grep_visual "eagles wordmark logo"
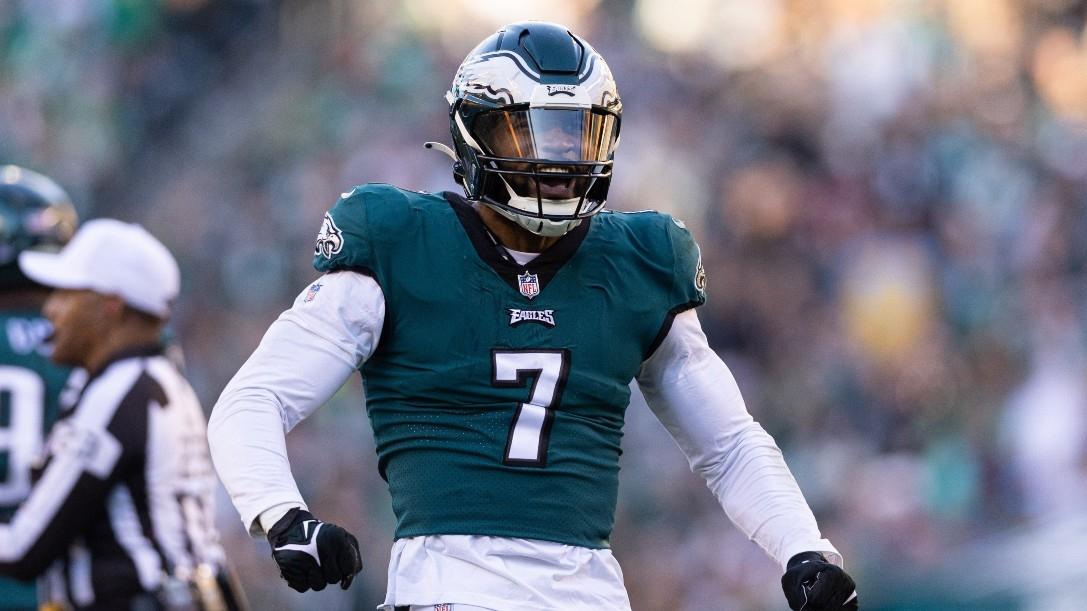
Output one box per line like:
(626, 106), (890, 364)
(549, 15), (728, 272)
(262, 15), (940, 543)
(508, 308), (556, 328)
(315, 213), (344, 259)
(546, 84), (576, 97)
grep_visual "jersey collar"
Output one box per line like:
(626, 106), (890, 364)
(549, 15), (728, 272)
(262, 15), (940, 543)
(83, 343), (166, 385)
(443, 192), (591, 299)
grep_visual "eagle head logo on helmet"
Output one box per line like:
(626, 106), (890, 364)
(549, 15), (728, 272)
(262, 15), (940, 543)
(445, 21), (622, 238)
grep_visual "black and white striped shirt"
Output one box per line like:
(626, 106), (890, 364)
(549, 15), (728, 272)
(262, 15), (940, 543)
(0, 345), (243, 610)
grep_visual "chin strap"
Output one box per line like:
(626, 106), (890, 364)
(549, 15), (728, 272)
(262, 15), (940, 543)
(486, 203), (581, 237)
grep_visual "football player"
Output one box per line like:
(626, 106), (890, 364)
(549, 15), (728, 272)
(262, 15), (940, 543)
(208, 21), (858, 610)
(0, 166), (78, 611)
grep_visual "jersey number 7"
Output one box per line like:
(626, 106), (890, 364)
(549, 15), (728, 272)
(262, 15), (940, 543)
(491, 350), (570, 467)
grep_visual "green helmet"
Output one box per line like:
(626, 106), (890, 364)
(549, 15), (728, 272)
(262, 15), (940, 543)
(0, 165), (79, 291)
(446, 21), (622, 237)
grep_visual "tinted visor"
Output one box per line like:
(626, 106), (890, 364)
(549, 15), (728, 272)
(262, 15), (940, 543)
(474, 107), (618, 162)
(472, 107), (618, 202)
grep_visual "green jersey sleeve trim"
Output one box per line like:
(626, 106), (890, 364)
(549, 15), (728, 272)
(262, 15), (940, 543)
(643, 301), (704, 361)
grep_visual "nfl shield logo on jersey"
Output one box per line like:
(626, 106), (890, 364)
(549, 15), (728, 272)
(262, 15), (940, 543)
(518, 271), (540, 299)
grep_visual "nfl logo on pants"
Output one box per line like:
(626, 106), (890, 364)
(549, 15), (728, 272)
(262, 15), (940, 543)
(518, 271), (540, 299)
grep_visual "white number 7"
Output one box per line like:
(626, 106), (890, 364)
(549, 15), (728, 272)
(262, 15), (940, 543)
(491, 350), (570, 466)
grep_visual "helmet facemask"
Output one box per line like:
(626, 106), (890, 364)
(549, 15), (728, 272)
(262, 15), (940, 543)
(455, 102), (619, 236)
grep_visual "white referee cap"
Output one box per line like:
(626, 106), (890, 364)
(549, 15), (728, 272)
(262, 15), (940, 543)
(18, 218), (180, 318)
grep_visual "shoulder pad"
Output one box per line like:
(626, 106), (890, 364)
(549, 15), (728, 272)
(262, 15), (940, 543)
(663, 213), (707, 308)
(313, 184), (443, 274)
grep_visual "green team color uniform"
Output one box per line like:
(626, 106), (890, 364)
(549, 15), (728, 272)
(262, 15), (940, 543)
(0, 310), (73, 610)
(314, 185), (705, 549)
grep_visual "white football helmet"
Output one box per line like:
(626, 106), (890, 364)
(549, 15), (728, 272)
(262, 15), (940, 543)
(445, 22), (622, 237)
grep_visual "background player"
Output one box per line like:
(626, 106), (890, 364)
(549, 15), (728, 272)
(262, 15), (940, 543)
(0, 165), (79, 611)
(209, 22), (857, 610)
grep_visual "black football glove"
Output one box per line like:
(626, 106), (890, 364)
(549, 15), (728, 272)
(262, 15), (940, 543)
(781, 551), (858, 610)
(267, 508), (362, 593)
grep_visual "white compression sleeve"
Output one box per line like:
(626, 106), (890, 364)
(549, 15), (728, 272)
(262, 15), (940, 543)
(636, 309), (841, 569)
(207, 271), (385, 535)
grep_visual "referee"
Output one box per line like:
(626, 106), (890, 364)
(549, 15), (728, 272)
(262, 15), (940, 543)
(0, 219), (246, 611)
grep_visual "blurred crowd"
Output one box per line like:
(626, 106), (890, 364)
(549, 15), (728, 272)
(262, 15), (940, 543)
(3, 0), (1087, 609)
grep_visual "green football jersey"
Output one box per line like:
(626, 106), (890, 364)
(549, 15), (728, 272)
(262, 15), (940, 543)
(0, 309), (73, 610)
(314, 185), (706, 549)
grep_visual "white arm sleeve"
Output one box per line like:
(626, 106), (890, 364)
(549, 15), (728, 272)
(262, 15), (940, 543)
(636, 309), (841, 570)
(207, 271), (385, 535)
